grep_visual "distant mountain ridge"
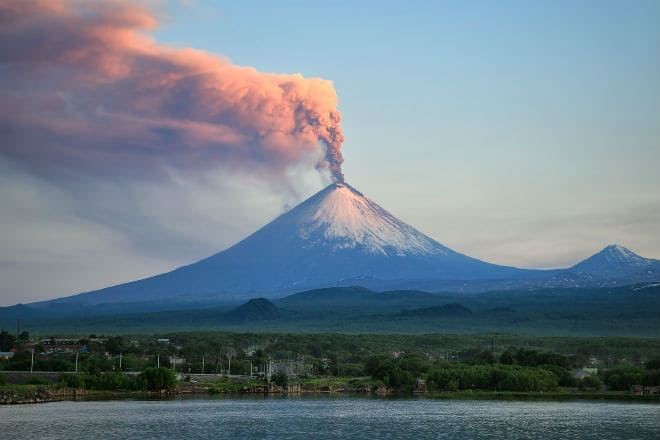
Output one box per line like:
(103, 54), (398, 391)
(19, 182), (660, 307)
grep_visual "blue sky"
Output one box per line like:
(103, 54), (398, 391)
(155, 0), (660, 263)
(0, 0), (658, 305)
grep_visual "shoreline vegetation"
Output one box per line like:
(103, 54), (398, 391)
(2, 381), (659, 405)
(2, 369), (660, 405)
(2, 331), (659, 405)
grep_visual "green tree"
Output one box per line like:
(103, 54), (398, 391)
(138, 367), (176, 391)
(427, 368), (459, 391)
(60, 373), (86, 389)
(0, 331), (16, 352)
(645, 358), (660, 370)
(105, 336), (125, 355)
(500, 350), (514, 365)
(602, 367), (643, 391)
(271, 371), (288, 387)
(578, 375), (601, 391)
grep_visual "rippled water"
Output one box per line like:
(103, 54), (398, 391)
(2, 396), (659, 439)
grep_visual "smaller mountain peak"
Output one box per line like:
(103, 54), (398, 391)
(227, 297), (279, 322)
(604, 243), (629, 252)
(601, 244), (640, 258)
(572, 244), (651, 274)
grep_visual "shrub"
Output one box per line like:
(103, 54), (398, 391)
(539, 364), (576, 387)
(0, 373), (6, 386)
(138, 368), (177, 391)
(602, 367), (644, 391)
(427, 368), (459, 391)
(578, 375), (601, 391)
(271, 371), (288, 388)
(365, 355), (427, 391)
(642, 369), (660, 387)
(85, 372), (135, 391)
(60, 373), (86, 389)
(645, 358), (660, 370)
(500, 350), (515, 365)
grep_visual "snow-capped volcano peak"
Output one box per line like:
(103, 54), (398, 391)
(291, 182), (448, 256)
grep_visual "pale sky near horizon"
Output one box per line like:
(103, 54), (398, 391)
(0, 0), (659, 305)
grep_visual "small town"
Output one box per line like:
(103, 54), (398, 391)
(2, 328), (659, 405)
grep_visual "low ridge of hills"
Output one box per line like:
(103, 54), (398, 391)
(2, 284), (659, 337)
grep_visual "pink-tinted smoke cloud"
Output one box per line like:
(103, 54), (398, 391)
(0, 0), (345, 182)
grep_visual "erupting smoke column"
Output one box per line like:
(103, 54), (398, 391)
(0, 0), (345, 182)
(321, 119), (345, 183)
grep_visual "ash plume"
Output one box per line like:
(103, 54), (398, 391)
(0, 0), (345, 182)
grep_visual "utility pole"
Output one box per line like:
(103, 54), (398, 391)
(30, 349), (34, 374)
(226, 349), (235, 376)
(75, 352), (79, 373)
(201, 356), (205, 374)
(157, 354), (160, 368)
(119, 353), (122, 371)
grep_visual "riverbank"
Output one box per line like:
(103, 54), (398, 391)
(428, 389), (660, 402)
(3, 382), (659, 405)
(0, 385), (87, 405)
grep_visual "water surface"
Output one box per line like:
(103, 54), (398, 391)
(2, 396), (659, 439)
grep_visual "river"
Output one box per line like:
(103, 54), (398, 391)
(2, 395), (659, 439)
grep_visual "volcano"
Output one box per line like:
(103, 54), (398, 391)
(55, 183), (525, 305)
(41, 182), (659, 306)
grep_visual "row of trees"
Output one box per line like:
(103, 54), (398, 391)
(427, 364), (559, 392)
(364, 351), (660, 393)
(365, 353), (561, 392)
(59, 368), (176, 392)
(601, 367), (660, 390)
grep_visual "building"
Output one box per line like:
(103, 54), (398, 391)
(169, 356), (185, 366)
(630, 385), (660, 395)
(0, 351), (15, 360)
(40, 338), (84, 354)
(413, 379), (427, 394)
(267, 359), (313, 380)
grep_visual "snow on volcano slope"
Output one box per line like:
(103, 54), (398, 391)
(60, 182), (526, 304)
(289, 183), (445, 255)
